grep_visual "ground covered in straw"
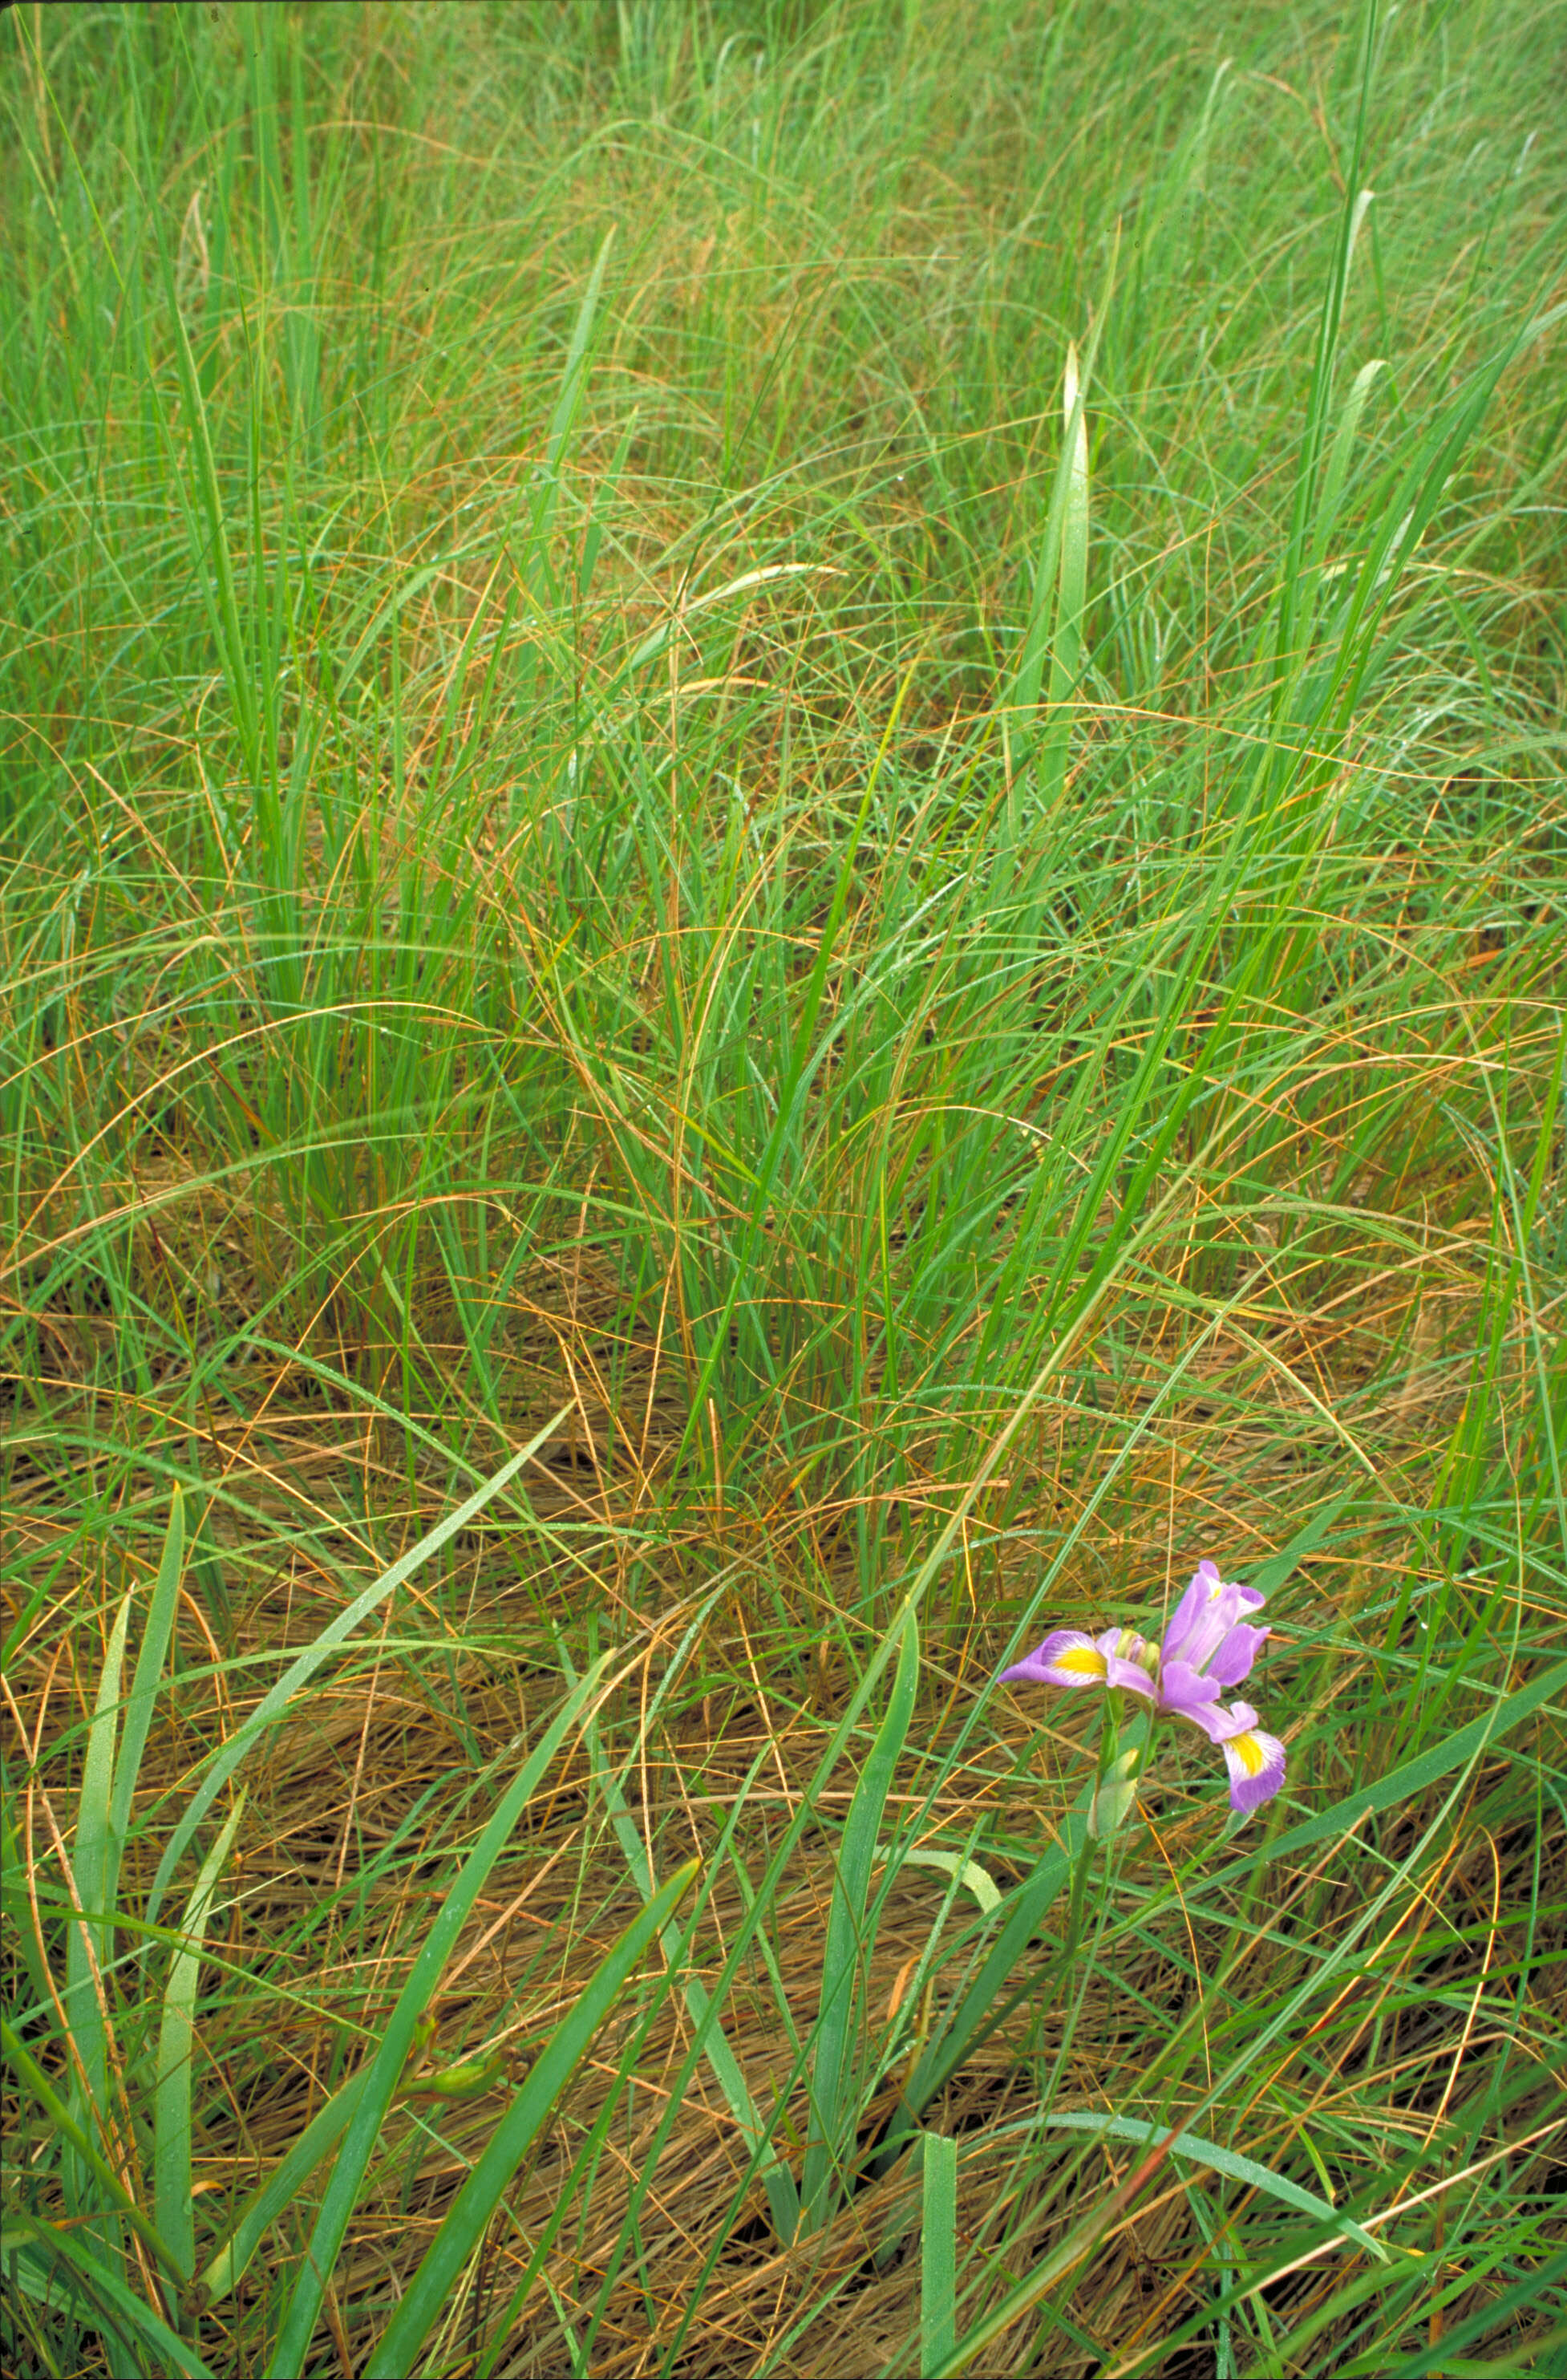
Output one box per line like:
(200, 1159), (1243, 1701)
(4, 2), (1565, 2375)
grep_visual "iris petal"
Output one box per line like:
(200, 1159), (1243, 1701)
(1000, 1630), (1107, 1689)
(1205, 1620), (1269, 1688)
(1219, 1724), (1286, 1814)
(998, 1571), (1285, 1826)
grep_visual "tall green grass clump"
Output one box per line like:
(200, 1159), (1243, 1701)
(3, 1), (1564, 2374)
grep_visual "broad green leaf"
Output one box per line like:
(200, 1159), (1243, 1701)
(800, 1605), (920, 2232)
(921, 2131), (958, 2378)
(154, 1794), (245, 2285)
(111, 1493), (187, 1980)
(1035, 338), (1091, 814)
(63, 1589), (134, 2214)
(1010, 303), (1109, 729)
(108, 1491), (186, 1889)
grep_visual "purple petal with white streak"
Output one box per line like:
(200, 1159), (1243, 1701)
(1160, 1562), (1269, 1687)
(1218, 1722), (1286, 1814)
(999, 1630), (1106, 1689)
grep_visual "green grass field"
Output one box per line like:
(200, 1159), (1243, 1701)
(3, 2), (1565, 2373)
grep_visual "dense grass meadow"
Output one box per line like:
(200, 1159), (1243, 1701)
(4, 0), (1567, 2372)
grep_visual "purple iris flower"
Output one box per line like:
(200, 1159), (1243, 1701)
(1001, 1559), (1286, 1818)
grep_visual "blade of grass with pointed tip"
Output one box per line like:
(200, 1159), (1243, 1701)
(144, 1411), (569, 1932)
(530, 224), (617, 578)
(1310, 356), (1388, 578)
(369, 1856), (700, 2375)
(1243, 1492), (1357, 1603)
(921, 2131), (958, 2378)
(112, 1492), (186, 1974)
(63, 1589), (134, 2215)
(800, 1604), (920, 2233)
(154, 1792), (245, 2287)
(264, 1640), (613, 2378)
(1005, 229), (1116, 833)
(1040, 2112), (1383, 2259)
(1271, 5), (1378, 724)
(1035, 339), (1090, 817)
(875, 1845), (1001, 1917)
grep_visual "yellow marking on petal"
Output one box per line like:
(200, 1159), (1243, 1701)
(1233, 1732), (1264, 1776)
(1054, 1648), (1108, 1678)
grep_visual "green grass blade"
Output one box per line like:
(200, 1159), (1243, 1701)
(5, 2213), (216, 2380)
(107, 1491), (185, 1945)
(588, 1716), (802, 2239)
(527, 221), (617, 594)
(1338, 2248), (1567, 2378)
(1242, 1493), (1358, 1601)
(63, 1590), (133, 2212)
(264, 1641), (614, 2378)
(71, 1590), (132, 1973)
(144, 1411), (570, 1931)
(153, 1792), (245, 2288)
(1199, 1652), (1567, 1906)
(888, 1769), (1103, 2147)
(195, 2068), (370, 2308)
(1005, 228), (1115, 815)
(2, 2019), (191, 2285)
(921, 2131), (958, 2378)
(158, 227), (260, 797)
(1040, 2112), (1383, 2260)
(876, 1844), (1001, 1916)
(1035, 339), (1090, 815)
(800, 1604), (920, 2233)
(1310, 355), (1388, 578)
(1271, 6), (1378, 716)
(368, 1856), (701, 2375)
